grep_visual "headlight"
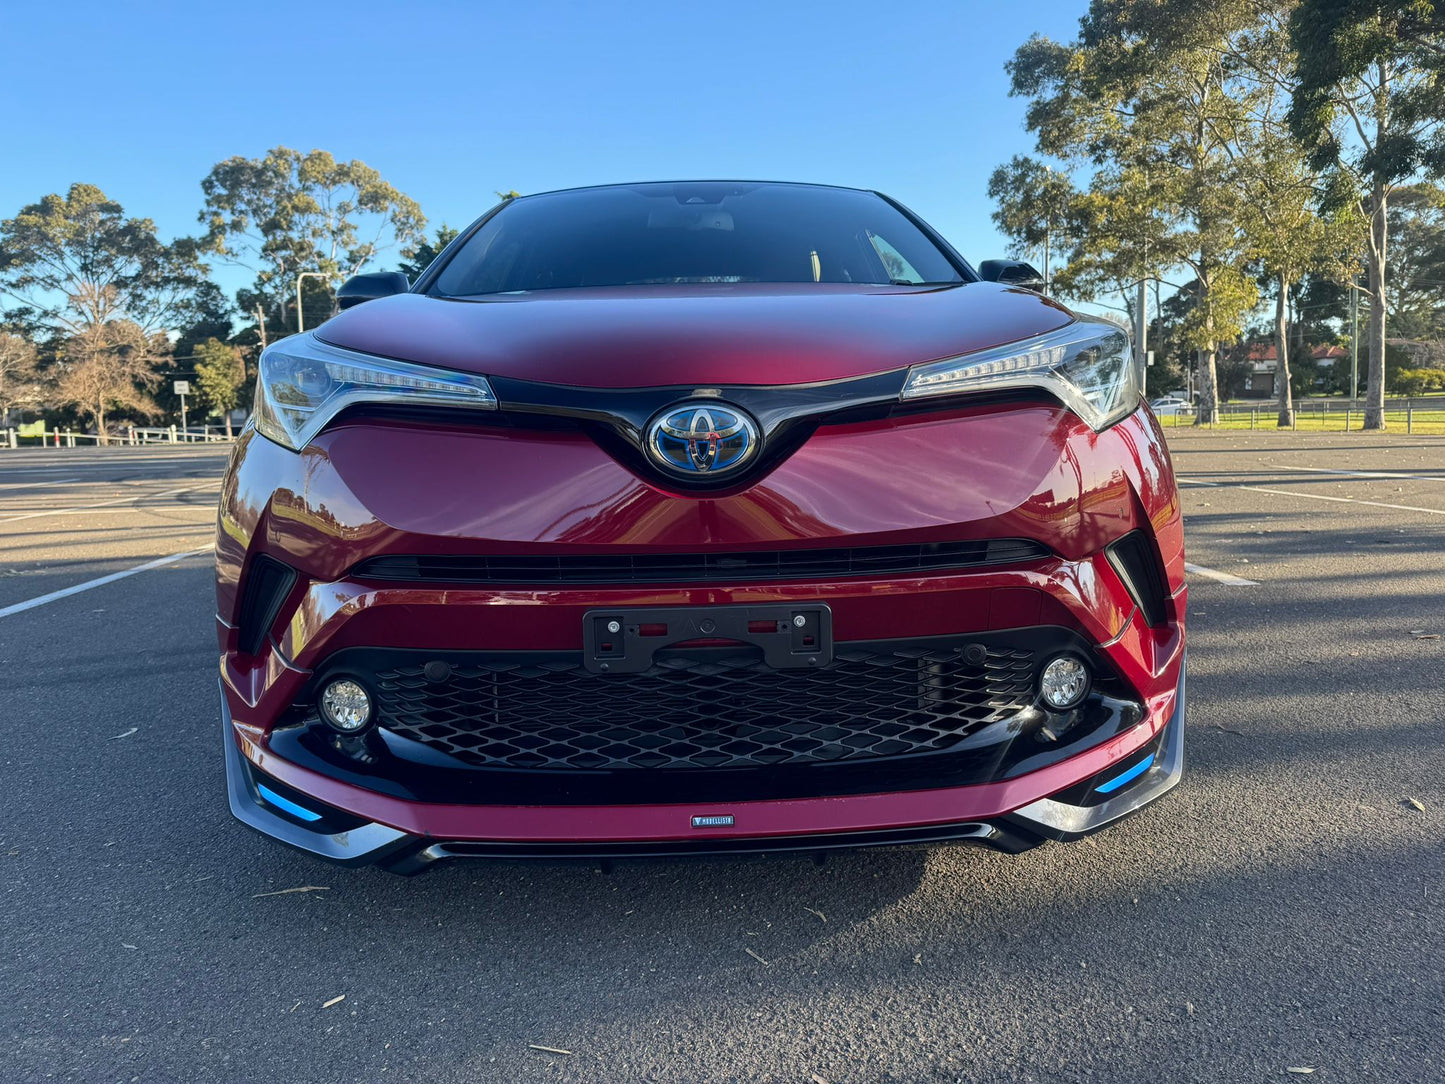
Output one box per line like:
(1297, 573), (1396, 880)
(252, 333), (497, 450)
(900, 321), (1141, 430)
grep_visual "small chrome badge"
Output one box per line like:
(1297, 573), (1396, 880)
(691, 814), (735, 828)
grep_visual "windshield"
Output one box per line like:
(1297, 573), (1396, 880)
(430, 182), (966, 296)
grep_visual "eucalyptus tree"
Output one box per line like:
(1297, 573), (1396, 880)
(1007, 0), (1269, 424)
(1227, 7), (1363, 426)
(199, 148), (427, 336)
(1289, 0), (1445, 428)
(986, 156), (1076, 289)
(1384, 183), (1445, 339)
(0, 183), (207, 336)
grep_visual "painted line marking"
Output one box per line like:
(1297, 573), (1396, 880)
(1179, 474), (1445, 515)
(1240, 486), (1445, 516)
(0, 477), (80, 491)
(0, 546), (213, 618)
(1185, 562), (1260, 586)
(5, 505), (213, 518)
(0, 484), (210, 525)
(1275, 465), (1445, 483)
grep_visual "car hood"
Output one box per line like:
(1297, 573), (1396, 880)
(316, 281), (1076, 388)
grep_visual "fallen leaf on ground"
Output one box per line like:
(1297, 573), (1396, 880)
(1286, 1069), (1316, 1075)
(744, 947), (770, 966)
(1407, 798), (1426, 813)
(1413, 633), (1440, 640)
(803, 907), (826, 923)
(252, 885), (331, 899)
(322, 995), (345, 1009)
(811, 1074), (831, 1084)
(528, 1044), (572, 1055)
(109, 728), (138, 740)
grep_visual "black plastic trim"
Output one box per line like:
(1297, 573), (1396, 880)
(351, 538), (1053, 586)
(1105, 529), (1170, 628)
(236, 555), (297, 657)
(385, 819), (1040, 874)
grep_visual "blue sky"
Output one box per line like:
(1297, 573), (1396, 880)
(0, 1), (1086, 302)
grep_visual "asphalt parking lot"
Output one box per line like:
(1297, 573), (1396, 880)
(1, 429), (1441, 1084)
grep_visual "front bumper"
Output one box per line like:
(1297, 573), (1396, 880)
(223, 659), (1185, 873)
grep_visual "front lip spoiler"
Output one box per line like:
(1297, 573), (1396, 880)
(223, 688), (411, 866)
(222, 662), (1186, 873)
(1007, 657), (1186, 839)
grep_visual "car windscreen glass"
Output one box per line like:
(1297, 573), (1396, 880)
(430, 183), (965, 295)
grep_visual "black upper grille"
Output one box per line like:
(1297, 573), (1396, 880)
(352, 539), (1051, 586)
(369, 642), (1037, 772)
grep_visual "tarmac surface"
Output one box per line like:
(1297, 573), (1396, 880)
(1, 428), (1441, 1083)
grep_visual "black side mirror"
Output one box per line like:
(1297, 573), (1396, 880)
(337, 271), (410, 310)
(978, 260), (1045, 289)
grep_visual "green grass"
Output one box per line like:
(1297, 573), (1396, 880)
(1157, 409), (1445, 434)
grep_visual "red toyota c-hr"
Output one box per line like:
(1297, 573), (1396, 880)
(216, 181), (1186, 872)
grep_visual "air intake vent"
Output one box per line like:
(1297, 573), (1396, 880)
(352, 539), (1052, 586)
(236, 555), (297, 655)
(1105, 531), (1169, 627)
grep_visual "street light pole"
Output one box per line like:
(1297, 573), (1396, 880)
(295, 272), (332, 334)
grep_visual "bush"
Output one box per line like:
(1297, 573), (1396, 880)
(1391, 368), (1445, 396)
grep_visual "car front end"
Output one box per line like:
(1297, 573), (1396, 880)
(216, 182), (1186, 872)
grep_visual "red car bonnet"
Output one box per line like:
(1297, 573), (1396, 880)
(315, 281), (1075, 388)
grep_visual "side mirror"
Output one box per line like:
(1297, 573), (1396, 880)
(337, 271), (410, 310)
(978, 259), (1045, 289)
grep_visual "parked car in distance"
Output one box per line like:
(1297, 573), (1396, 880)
(1150, 395), (1194, 416)
(216, 180), (1187, 872)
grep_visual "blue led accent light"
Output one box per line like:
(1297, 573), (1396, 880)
(1096, 753), (1155, 794)
(258, 783), (323, 822)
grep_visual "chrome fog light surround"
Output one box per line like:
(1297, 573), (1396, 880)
(319, 678), (373, 733)
(1039, 655), (1091, 711)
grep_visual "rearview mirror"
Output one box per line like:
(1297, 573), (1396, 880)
(978, 260), (1045, 289)
(337, 271), (410, 310)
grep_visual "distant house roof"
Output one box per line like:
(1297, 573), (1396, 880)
(1245, 343), (1346, 362)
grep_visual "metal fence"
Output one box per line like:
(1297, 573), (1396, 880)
(1, 424), (238, 448)
(1156, 395), (1445, 434)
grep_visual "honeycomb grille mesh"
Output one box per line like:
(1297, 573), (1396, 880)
(371, 644), (1037, 772)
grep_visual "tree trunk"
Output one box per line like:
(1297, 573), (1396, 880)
(1275, 271), (1293, 428)
(1195, 347), (1221, 425)
(97, 400), (106, 446)
(1363, 179), (1388, 429)
(224, 413), (233, 439)
(1193, 282), (1220, 425)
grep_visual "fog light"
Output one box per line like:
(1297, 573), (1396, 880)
(1039, 655), (1090, 711)
(319, 678), (372, 732)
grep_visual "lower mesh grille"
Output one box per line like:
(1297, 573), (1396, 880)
(371, 642), (1037, 771)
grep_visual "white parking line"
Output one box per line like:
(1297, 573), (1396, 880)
(0, 484), (210, 525)
(1239, 486), (1445, 516)
(0, 477), (79, 491)
(0, 546), (213, 618)
(1275, 465), (1445, 483)
(1185, 562), (1260, 586)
